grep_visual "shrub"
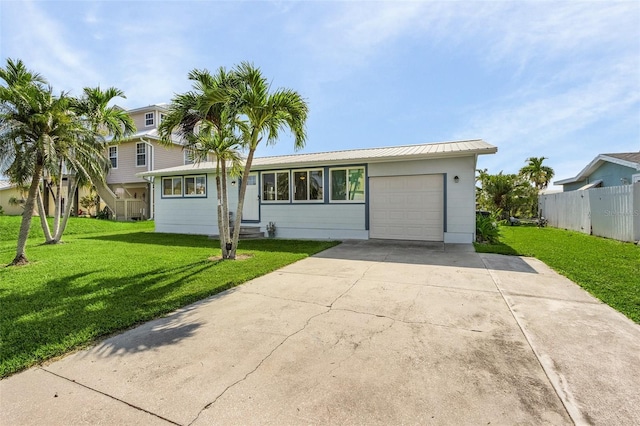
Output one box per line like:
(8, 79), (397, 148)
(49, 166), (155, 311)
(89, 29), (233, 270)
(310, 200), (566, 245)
(476, 213), (500, 244)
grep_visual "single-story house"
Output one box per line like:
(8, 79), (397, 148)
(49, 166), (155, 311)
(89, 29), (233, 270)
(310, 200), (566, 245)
(555, 152), (640, 191)
(138, 139), (497, 243)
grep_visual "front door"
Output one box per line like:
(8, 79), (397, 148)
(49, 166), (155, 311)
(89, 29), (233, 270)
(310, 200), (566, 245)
(242, 172), (260, 221)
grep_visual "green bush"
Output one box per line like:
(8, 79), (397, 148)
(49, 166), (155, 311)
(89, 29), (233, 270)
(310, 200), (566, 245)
(0, 205), (4, 215)
(476, 213), (500, 244)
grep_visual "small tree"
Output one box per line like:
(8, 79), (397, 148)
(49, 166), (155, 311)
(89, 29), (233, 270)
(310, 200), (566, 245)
(79, 190), (100, 216)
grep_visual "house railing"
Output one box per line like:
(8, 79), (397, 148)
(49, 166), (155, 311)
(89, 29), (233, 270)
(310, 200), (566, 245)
(113, 199), (146, 221)
(539, 183), (640, 242)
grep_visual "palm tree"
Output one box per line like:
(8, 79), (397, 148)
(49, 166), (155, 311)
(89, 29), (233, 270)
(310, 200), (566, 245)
(519, 157), (555, 190)
(39, 86), (135, 243)
(227, 62), (308, 259)
(159, 68), (243, 258)
(0, 59), (91, 265)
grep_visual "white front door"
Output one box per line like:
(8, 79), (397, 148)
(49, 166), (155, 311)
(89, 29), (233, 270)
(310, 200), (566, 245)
(242, 172), (260, 221)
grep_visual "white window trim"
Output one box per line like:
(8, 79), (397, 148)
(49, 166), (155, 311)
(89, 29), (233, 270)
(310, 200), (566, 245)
(293, 168), (324, 203)
(159, 113), (166, 124)
(109, 146), (118, 169)
(184, 175), (207, 197)
(329, 167), (366, 203)
(136, 142), (147, 167)
(162, 177), (183, 197)
(145, 112), (154, 127)
(632, 173), (640, 184)
(261, 170), (290, 202)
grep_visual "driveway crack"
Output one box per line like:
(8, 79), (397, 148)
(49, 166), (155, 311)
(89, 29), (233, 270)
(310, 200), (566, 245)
(188, 308), (330, 425)
(41, 368), (179, 425)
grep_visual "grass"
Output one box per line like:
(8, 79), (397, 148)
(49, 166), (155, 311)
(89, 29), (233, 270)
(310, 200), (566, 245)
(0, 216), (338, 377)
(475, 224), (640, 323)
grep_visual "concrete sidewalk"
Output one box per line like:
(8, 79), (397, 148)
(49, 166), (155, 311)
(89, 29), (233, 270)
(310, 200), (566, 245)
(1, 240), (638, 425)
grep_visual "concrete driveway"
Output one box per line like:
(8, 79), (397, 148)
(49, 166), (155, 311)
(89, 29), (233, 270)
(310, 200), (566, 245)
(2, 240), (639, 425)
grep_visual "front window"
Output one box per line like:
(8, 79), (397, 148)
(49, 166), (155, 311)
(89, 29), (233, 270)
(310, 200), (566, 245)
(330, 167), (365, 202)
(145, 112), (154, 127)
(294, 169), (323, 202)
(109, 146), (118, 169)
(184, 175), (206, 197)
(262, 171), (290, 201)
(162, 177), (182, 197)
(136, 143), (147, 167)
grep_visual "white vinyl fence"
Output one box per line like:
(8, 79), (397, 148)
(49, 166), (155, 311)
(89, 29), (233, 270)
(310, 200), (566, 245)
(539, 183), (640, 242)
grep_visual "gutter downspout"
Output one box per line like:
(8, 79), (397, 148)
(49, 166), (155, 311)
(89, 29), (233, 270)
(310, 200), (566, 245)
(140, 138), (155, 219)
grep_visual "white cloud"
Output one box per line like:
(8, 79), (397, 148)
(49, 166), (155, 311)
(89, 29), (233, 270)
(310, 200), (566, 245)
(0, 1), (102, 94)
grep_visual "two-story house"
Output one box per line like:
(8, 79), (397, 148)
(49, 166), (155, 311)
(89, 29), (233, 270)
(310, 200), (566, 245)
(97, 104), (193, 220)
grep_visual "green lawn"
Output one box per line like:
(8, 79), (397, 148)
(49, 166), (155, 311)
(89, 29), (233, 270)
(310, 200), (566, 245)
(475, 225), (640, 323)
(0, 216), (338, 377)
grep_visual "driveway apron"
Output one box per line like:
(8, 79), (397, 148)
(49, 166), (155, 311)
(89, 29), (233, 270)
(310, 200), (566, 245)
(1, 240), (638, 425)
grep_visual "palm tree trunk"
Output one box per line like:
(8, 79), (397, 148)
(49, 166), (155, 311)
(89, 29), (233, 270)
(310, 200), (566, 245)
(55, 177), (78, 242)
(11, 162), (44, 266)
(214, 159), (226, 257)
(52, 161), (64, 238)
(229, 148), (256, 259)
(220, 161), (232, 259)
(36, 188), (53, 242)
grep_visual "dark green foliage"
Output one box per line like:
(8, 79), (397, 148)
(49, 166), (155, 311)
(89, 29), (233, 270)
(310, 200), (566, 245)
(475, 213), (500, 244)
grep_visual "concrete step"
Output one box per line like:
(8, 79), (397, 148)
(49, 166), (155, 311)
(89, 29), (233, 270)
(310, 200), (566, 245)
(209, 226), (265, 240)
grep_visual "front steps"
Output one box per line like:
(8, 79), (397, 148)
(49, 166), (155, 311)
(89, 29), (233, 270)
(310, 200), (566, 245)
(209, 226), (265, 240)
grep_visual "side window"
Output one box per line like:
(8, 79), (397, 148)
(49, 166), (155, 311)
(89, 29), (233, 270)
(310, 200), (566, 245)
(109, 146), (118, 169)
(184, 150), (194, 165)
(330, 167), (365, 202)
(136, 143), (147, 167)
(162, 177), (182, 197)
(262, 171), (290, 201)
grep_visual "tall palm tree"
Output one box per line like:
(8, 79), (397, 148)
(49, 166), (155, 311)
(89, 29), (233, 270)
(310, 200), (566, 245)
(40, 86), (135, 243)
(227, 62), (308, 259)
(159, 68), (243, 258)
(519, 157), (555, 190)
(0, 59), (91, 265)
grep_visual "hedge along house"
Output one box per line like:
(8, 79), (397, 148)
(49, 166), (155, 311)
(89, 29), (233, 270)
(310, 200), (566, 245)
(138, 140), (497, 243)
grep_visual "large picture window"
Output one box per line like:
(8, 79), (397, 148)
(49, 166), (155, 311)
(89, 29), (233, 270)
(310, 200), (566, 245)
(136, 143), (147, 167)
(108, 146), (118, 169)
(330, 167), (365, 202)
(184, 175), (206, 197)
(162, 177), (182, 197)
(294, 169), (323, 202)
(262, 171), (290, 201)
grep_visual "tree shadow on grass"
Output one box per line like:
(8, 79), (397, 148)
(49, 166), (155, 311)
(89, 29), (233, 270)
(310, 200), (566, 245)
(0, 260), (243, 377)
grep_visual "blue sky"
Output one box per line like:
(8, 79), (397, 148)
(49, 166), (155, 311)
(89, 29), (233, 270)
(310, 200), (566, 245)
(1, 0), (639, 189)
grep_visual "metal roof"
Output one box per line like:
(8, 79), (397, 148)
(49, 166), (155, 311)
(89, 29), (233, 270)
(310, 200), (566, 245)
(138, 139), (496, 177)
(555, 152), (640, 185)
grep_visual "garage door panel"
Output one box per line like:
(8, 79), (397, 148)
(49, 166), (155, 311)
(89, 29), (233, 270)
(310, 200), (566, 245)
(369, 175), (443, 241)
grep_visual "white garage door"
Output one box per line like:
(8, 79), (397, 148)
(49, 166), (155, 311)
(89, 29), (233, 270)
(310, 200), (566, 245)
(369, 174), (444, 241)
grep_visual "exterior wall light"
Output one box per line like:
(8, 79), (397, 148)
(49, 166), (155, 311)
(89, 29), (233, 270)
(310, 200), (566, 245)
(454, 176), (460, 183)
